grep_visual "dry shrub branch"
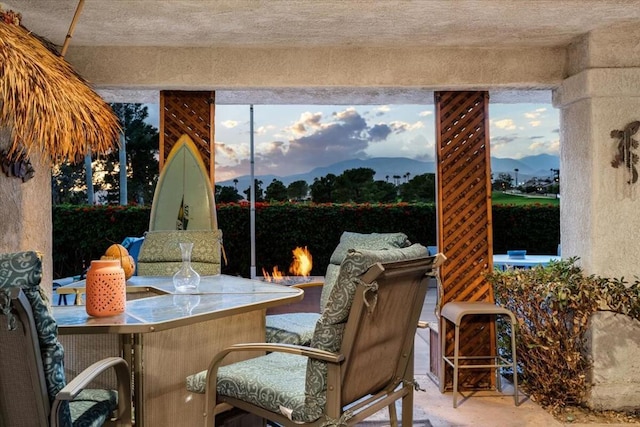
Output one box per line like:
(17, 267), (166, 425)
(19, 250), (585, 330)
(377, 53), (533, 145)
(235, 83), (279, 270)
(486, 258), (640, 410)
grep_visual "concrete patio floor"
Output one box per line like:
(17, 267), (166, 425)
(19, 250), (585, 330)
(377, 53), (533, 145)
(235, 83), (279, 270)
(365, 285), (632, 427)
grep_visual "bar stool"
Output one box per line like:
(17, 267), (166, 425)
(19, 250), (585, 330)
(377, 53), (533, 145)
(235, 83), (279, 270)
(439, 301), (519, 408)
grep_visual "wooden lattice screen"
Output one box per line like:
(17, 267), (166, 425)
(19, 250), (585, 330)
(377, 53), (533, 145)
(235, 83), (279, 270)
(160, 90), (216, 184)
(435, 91), (495, 390)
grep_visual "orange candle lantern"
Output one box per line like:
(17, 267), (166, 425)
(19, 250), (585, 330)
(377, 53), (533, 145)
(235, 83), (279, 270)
(85, 259), (126, 317)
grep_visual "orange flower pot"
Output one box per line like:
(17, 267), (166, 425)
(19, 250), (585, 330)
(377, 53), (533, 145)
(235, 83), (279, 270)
(85, 259), (126, 317)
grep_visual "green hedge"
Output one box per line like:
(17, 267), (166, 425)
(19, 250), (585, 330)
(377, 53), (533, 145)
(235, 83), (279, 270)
(52, 202), (559, 278)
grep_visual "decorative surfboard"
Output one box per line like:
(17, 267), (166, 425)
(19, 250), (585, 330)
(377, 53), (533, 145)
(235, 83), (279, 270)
(149, 134), (217, 231)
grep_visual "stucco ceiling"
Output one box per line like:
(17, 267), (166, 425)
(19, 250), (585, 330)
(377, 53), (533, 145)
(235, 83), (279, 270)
(6, 0), (640, 104)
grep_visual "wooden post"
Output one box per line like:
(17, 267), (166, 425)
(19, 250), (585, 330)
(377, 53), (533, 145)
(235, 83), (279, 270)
(434, 91), (495, 391)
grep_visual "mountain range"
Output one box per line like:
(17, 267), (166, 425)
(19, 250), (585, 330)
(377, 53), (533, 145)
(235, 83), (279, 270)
(218, 154), (560, 191)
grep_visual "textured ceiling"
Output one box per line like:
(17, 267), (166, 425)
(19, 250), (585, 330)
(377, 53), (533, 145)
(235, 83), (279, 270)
(9, 0), (640, 49)
(6, 0), (640, 104)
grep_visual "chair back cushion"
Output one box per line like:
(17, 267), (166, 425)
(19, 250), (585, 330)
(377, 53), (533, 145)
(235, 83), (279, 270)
(0, 251), (71, 425)
(137, 229), (222, 276)
(302, 244), (427, 420)
(321, 232), (410, 309)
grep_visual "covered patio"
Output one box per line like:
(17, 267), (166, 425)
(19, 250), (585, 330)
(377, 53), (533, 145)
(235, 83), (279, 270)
(2, 1), (640, 426)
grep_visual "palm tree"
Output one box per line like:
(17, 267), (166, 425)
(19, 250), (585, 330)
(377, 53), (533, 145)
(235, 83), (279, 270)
(233, 178), (238, 189)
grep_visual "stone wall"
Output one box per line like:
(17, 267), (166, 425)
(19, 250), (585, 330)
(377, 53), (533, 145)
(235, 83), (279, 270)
(0, 129), (52, 297)
(585, 311), (640, 411)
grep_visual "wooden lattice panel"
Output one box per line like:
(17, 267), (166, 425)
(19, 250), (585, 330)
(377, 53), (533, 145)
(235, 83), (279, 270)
(435, 91), (495, 390)
(160, 91), (215, 184)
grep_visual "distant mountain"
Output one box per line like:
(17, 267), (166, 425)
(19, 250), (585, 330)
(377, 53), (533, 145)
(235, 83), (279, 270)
(218, 154), (559, 192)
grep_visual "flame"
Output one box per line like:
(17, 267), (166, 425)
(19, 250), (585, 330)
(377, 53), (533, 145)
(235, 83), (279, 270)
(262, 265), (284, 282)
(289, 246), (313, 277)
(262, 246), (313, 281)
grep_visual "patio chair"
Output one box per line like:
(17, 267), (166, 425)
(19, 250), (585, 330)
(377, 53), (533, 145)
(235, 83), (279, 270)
(265, 231), (413, 345)
(136, 229), (222, 276)
(187, 244), (445, 427)
(0, 251), (132, 427)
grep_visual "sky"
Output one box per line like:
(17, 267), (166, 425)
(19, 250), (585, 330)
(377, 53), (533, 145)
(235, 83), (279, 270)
(146, 103), (559, 183)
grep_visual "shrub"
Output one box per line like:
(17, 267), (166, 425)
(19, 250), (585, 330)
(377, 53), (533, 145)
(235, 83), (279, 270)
(486, 259), (640, 410)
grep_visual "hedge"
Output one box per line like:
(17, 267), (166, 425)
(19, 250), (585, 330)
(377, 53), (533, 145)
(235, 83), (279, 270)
(52, 202), (559, 278)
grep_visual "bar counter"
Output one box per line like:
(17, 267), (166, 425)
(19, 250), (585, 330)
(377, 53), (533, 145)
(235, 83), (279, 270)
(53, 275), (303, 427)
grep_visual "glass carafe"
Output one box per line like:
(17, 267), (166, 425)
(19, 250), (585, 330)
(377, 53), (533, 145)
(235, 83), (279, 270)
(172, 242), (200, 293)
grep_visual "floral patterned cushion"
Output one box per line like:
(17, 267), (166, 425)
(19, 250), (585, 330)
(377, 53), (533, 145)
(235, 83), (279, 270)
(323, 232), (410, 307)
(69, 389), (118, 427)
(187, 244), (428, 423)
(187, 352), (308, 416)
(0, 251), (119, 427)
(328, 232), (410, 265)
(137, 229), (222, 276)
(304, 244), (428, 420)
(265, 312), (321, 345)
(265, 232), (412, 346)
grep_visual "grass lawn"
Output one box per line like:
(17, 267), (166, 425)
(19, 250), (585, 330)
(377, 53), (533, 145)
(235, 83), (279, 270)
(492, 191), (560, 206)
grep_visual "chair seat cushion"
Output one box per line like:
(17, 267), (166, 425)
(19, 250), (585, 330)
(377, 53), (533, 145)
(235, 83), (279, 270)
(187, 352), (320, 422)
(70, 389), (118, 427)
(265, 313), (320, 346)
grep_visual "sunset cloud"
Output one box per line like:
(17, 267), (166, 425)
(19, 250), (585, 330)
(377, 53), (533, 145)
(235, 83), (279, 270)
(221, 120), (239, 128)
(493, 119), (516, 130)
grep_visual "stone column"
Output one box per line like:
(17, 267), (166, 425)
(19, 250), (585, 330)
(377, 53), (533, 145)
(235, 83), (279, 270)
(553, 23), (640, 279)
(0, 129), (53, 297)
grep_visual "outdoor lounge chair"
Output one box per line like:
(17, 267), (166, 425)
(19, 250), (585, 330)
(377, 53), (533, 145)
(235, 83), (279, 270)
(265, 231), (413, 345)
(0, 251), (132, 427)
(187, 244), (445, 427)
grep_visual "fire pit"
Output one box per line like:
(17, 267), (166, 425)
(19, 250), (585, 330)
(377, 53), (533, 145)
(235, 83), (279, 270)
(262, 247), (323, 286)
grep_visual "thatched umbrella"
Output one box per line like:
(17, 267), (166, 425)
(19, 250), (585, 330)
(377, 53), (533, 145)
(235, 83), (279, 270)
(0, 8), (120, 162)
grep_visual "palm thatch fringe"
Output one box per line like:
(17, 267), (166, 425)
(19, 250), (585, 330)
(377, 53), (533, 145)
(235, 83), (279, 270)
(0, 20), (120, 162)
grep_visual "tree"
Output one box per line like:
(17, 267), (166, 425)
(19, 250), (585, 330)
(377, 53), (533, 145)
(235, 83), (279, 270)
(369, 180), (398, 203)
(243, 179), (264, 202)
(215, 185), (242, 203)
(399, 173), (436, 202)
(493, 172), (514, 191)
(287, 180), (309, 201)
(310, 174), (336, 203)
(334, 168), (376, 203)
(265, 179), (288, 201)
(66, 103), (159, 205)
(51, 161), (86, 205)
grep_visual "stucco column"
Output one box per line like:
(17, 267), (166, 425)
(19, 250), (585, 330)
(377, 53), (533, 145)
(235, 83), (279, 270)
(0, 129), (53, 297)
(554, 24), (640, 279)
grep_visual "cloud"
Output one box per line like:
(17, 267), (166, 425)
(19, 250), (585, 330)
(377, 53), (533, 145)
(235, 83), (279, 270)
(376, 105), (391, 113)
(493, 119), (516, 130)
(418, 110), (433, 117)
(286, 111), (323, 137)
(255, 125), (276, 136)
(389, 120), (424, 133)
(529, 120), (542, 127)
(221, 120), (239, 128)
(369, 124), (392, 142)
(528, 139), (560, 155)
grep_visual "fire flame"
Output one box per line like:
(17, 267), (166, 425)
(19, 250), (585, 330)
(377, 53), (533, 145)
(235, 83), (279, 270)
(289, 246), (312, 276)
(262, 246), (313, 282)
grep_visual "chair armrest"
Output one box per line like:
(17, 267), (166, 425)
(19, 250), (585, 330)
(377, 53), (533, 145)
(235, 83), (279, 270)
(57, 356), (130, 400)
(52, 357), (132, 427)
(208, 343), (343, 375)
(203, 342), (343, 419)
